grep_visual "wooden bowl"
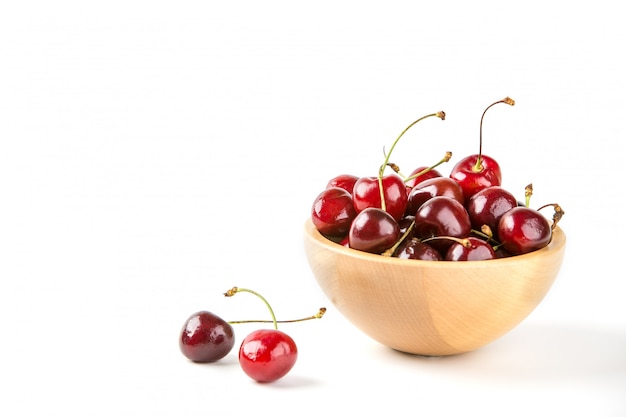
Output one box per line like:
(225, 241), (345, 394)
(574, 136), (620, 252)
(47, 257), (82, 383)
(303, 219), (566, 356)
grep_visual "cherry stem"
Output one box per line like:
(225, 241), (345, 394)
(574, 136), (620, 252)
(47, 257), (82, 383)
(473, 96), (515, 173)
(228, 307), (327, 325)
(525, 183), (533, 207)
(404, 151), (453, 183)
(471, 227), (501, 245)
(386, 162), (401, 175)
(378, 111), (446, 211)
(537, 203), (565, 230)
(421, 235), (472, 248)
(224, 287), (278, 330)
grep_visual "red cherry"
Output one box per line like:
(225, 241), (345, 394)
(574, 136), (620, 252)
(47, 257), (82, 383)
(349, 207), (400, 254)
(413, 196), (471, 252)
(404, 166), (442, 190)
(311, 187), (357, 239)
(179, 311), (235, 363)
(406, 177), (465, 216)
(444, 237), (496, 261)
(394, 238), (442, 260)
(497, 206), (552, 255)
(353, 173), (408, 222)
(450, 154), (502, 199)
(326, 174), (359, 193)
(466, 185), (517, 236)
(239, 329), (298, 383)
(450, 97), (515, 199)
(404, 151), (453, 195)
(224, 287), (306, 383)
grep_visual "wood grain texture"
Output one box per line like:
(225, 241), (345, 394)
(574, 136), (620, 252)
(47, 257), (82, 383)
(303, 219), (566, 356)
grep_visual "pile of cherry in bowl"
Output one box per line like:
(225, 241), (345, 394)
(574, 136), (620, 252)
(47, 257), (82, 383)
(310, 97), (564, 261)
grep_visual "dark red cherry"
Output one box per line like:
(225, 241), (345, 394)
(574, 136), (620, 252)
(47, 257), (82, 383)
(445, 237), (496, 261)
(398, 215), (415, 236)
(326, 174), (359, 193)
(348, 207), (400, 254)
(494, 246), (513, 258)
(352, 173), (408, 222)
(497, 206), (552, 255)
(179, 311), (235, 363)
(404, 166), (442, 190)
(413, 196), (471, 252)
(403, 151), (452, 194)
(406, 177), (464, 216)
(311, 187), (357, 239)
(239, 329), (298, 383)
(394, 238), (442, 260)
(466, 186), (517, 236)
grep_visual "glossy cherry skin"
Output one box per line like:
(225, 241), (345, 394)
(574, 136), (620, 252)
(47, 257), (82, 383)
(239, 329), (298, 383)
(406, 177), (464, 216)
(179, 311), (235, 363)
(404, 166), (442, 191)
(326, 174), (359, 193)
(394, 238), (442, 260)
(445, 237), (496, 261)
(449, 154), (502, 200)
(352, 173), (408, 222)
(466, 186), (517, 236)
(497, 206), (552, 255)
(398, 215), (415, 236)
(311, 187), (357, 239)
(349, 207), (400, 254)
(413, 196), (471, 252)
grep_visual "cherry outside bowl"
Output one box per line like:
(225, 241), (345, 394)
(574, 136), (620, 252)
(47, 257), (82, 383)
(303, 219), (566, 356)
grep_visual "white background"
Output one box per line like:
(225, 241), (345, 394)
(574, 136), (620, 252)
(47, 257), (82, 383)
(1, 1), (625, 416)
